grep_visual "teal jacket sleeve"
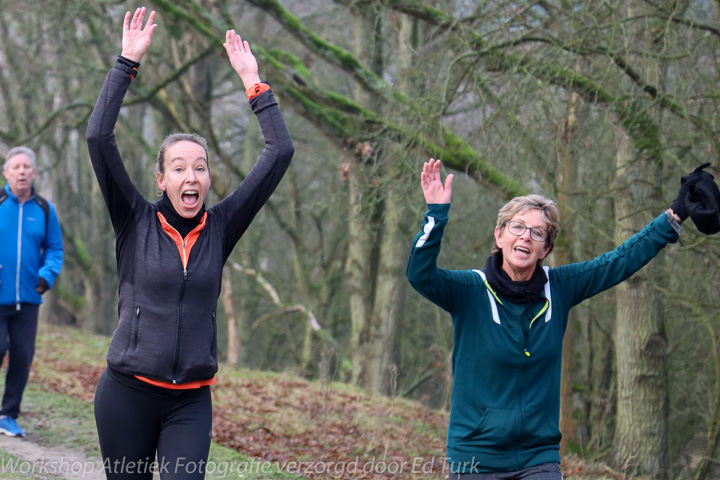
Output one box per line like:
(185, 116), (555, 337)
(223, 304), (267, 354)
(551, 213), (679, 307)
(406, 204), (481, 312)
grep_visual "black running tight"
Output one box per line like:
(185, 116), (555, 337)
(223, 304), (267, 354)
(94, 368), (212, 480)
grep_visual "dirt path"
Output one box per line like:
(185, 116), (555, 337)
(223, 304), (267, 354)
(0, 434), (105, 480)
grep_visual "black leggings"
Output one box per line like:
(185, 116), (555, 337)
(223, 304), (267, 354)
(0, 304), (39, 418)
(94, 368), (212, 480)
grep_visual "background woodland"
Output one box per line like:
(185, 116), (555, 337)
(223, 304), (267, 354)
(2, 0), (720, 479)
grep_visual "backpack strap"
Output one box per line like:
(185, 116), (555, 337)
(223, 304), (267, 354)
(34, 193), (51, 235)
(0, 189), (51, 241)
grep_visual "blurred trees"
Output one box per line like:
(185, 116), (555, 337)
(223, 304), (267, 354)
(2, 0), (720, 478)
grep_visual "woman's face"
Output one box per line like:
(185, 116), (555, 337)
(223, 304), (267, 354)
(156, 140), (211, 219)
(494, 209), (551, 281)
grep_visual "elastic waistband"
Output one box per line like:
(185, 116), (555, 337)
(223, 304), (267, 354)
(105, 367), (208, 398)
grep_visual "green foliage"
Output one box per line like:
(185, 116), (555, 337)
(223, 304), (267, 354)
(56, 284), (85, 312)
(72, 236), (92, 270)
(266, 49), (315, 83)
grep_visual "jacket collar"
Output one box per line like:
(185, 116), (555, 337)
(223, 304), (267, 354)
(3, 184), (37, 203)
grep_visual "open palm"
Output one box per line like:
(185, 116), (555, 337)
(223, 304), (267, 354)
(121, 7), (157, 63)
(421, 158), (454, 204)
(223, 30), (260, 87)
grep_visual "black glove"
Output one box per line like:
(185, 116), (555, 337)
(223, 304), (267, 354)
(670, 162), (712, 221)
(36, 277), (49, 295)
(687, 166), (720, 235)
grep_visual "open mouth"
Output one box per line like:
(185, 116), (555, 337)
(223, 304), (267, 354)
(514, 246), (531, 255)
(181, 190), (199, 207)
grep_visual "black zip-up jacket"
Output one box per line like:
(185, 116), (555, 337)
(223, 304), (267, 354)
(86, 67), (294, 384)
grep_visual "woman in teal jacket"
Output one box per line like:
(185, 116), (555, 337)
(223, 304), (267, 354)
(406, 158), (704, 479)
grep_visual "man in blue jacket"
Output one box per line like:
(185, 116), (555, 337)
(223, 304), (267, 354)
(0, 146), (64, 437)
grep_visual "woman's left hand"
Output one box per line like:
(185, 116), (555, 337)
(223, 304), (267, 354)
(223, 30), (261, 89)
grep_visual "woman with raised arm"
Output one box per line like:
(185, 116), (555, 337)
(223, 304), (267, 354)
(86, 7), (293, 479)
(407, 158), (715, 479)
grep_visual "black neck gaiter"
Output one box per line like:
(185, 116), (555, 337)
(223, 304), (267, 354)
(157, 192), (205, 238)
(483, 252), (547, 304)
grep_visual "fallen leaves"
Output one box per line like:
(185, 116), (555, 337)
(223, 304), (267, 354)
(26, 326), (621, 480)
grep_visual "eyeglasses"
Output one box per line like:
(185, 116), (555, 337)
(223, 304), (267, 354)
(504, 220), (548, 242)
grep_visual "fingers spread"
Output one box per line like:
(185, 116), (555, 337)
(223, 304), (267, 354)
(131, 7), (144, 28)
(144, 10), (156, 31)
(445, 174), (454, 191)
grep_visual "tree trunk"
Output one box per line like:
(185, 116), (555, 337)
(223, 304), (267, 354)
(285, 167), (316, 375)
(366, 12), (417, 395)
(611, 122), (669, 480)
(346, 152), (375, 386)
(557, 87), (582, 453)
(693, 308), (720, 480)
(367, 156), (408, 394)
(346, 4), (382, 388)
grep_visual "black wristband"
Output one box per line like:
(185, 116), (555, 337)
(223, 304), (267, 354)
(115, 55), (140, 78)
(116, 55), (140, 68)
(114, 61), (138, 78)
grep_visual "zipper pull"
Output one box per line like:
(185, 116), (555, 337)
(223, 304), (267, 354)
(524, 349), (531, 357)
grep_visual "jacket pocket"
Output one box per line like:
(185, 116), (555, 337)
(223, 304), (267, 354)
(456, 406), (518, 448)
(210, 312), (217, 357)
(130, 306), (141, 351)
(519, 408), (561, 446)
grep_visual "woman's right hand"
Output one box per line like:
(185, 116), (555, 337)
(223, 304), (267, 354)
(121, 7), (157, 63)
(421, 158), (453, 204)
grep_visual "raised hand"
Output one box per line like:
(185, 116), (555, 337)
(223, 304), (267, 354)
(121, 7), (157, 63)
(421, 158), (454, 204)
(223, 30), (261, 89)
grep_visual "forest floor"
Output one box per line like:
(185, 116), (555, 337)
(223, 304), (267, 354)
(0, 323), (625, 480)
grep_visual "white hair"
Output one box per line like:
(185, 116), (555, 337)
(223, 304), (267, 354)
(4, 146), (37, 170)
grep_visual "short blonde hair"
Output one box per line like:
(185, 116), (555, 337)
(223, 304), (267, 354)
(492, 194), (560, 258)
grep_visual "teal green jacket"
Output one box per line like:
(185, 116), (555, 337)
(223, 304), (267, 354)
(406, 204), (679, 473)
